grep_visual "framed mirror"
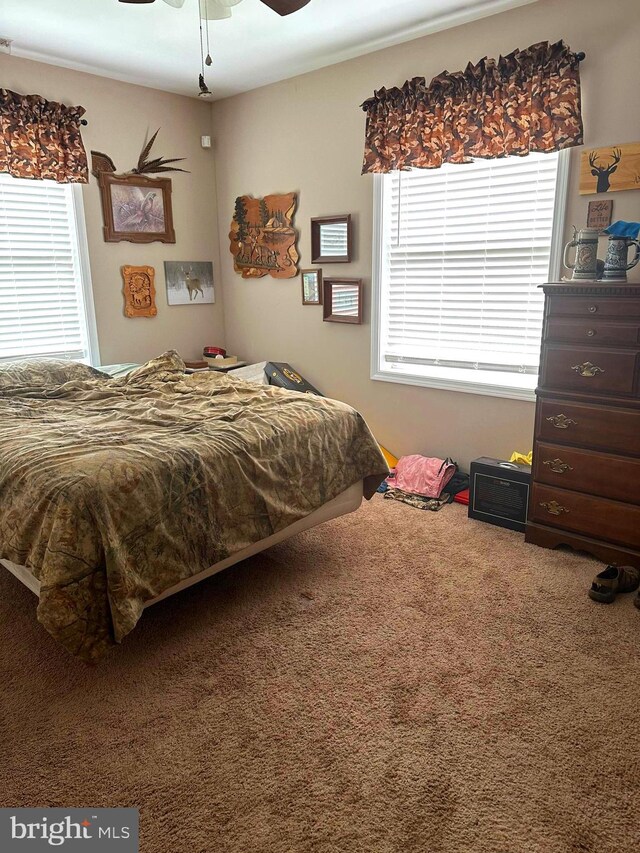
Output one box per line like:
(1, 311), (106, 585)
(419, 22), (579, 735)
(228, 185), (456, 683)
(301, 269), (322, 305)
(311, 215), (352, 264)
(323, 278), (363, 324)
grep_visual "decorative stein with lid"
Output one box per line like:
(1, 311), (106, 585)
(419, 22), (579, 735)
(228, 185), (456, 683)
(563, 228), (600, 280)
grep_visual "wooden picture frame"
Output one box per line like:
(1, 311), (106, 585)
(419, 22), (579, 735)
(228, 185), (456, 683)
(323, 278), (363, 324)
(121, 265), (157, 318)
(301, 269), (322, 305)
(311, 215), (352, 263)
(98, 172), (176, 244)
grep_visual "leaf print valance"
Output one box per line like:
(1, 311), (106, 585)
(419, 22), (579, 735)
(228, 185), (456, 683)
(0, 89), (88, 183)
(360, 40), (583, 174)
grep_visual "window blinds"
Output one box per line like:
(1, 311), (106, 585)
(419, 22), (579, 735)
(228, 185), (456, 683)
(0, 173), (91, 362)
(379, 152), (560, 375)
(320, 223), (349, 257)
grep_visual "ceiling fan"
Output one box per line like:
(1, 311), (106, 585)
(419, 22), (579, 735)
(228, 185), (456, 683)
(118, 0), (312, 17)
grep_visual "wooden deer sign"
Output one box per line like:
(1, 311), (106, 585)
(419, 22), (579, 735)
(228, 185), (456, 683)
(580, 142), (640, 194)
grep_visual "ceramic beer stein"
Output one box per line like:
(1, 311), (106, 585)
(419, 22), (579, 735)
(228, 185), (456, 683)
(563, 228), (600, 281)
(602, 236), (640, 281)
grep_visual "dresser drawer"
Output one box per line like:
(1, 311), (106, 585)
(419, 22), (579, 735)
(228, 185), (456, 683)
(534, 441), (639, 505)
(545, 318), (640, 347)
(539, 345), (639, 396)
(548, 295), (640, 319)
(537, 399), (640, 457)
(530, 484), (640, 548)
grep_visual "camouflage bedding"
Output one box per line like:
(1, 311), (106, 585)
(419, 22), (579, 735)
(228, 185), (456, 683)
(0, 352), (387, 662)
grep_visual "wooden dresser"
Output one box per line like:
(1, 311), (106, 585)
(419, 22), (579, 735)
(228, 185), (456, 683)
(525, 282), (640, 568)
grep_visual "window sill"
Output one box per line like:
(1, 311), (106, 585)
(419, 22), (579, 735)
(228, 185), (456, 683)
(371, 366), (537, 402)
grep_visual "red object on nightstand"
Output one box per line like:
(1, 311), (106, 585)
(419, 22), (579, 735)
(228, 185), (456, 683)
(203, 346), (226, 358)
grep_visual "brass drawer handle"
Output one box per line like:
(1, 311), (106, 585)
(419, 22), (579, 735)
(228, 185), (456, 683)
(571, 362), (604, 377)
(546, 414), (577, 429)
(543, 458), (574, 474)
(540, 500), (570, 516)
(589, 305), (598, 313)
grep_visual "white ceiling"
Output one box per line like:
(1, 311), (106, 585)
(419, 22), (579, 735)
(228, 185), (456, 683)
(2, 0), (537, 100)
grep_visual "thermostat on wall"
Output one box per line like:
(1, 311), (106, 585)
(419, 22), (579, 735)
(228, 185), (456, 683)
(201, 135), (212, 149)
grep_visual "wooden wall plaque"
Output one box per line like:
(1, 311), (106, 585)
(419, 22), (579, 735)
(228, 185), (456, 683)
(121, 265), (157, 318)
(579, 142), (640, 194)
(229, 193), (299, 279)
(587, 199), (613, 230)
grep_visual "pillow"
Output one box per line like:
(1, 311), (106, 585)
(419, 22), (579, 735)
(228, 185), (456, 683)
(121, 351), (186, 383)
(0, 358), (107, 389)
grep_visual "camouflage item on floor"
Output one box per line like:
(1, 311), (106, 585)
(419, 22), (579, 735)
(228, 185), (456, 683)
(384, 488), (451, 511)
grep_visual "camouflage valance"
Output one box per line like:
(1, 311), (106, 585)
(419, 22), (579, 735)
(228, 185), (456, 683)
(0, 89), (88, 183)
(360, 40), (583, 174)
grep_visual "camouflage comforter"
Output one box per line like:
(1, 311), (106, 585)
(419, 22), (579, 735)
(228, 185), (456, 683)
(0, 353), (387, 662)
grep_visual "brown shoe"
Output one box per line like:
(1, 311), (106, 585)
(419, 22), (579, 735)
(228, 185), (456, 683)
(588, 564), (640, 604)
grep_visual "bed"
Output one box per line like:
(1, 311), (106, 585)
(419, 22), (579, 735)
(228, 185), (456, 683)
(0, 352), (387, 661)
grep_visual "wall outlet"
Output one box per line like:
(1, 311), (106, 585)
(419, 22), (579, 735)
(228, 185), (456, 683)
(0, 38), (12, 55)
(201, 135), (212, 149)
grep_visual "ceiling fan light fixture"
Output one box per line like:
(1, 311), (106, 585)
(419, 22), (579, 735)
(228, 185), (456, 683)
(202, 0), (232, 19)
(217, 0), (244, 6)
(259, 0), (312, 15)
(162, 0), (187, 7)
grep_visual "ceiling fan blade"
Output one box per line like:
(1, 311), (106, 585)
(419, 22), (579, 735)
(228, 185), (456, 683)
(118, 1), (157, 5)
(259, 0), (312, 15)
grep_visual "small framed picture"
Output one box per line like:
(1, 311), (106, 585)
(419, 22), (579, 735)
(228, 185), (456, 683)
(164, 261), (215, 305)
(587, 199), (613, 230)
(301, 268), (323, 305)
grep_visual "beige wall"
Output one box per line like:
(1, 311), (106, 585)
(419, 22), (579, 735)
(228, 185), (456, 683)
(0, 53), (224, 365)
(212, 0), (640, 469)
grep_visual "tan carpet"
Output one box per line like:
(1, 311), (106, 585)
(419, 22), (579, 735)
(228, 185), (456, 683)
(1, 497), (639, 853)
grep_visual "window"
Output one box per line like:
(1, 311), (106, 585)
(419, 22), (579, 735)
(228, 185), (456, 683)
(372, 151), (568, 400)
(0, 173), (98, 364)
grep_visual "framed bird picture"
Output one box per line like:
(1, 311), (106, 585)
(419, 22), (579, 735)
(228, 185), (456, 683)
(97, 172), (176, 244)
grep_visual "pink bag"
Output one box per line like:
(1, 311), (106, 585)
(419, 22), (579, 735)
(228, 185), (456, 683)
(387, 455), (457, 499)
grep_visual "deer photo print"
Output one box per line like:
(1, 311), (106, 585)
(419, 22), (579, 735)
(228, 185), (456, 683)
(164, 262), (215, 305)
(579, 142), (640, 194)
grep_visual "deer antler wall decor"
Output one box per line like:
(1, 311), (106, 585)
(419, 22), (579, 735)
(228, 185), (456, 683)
(580, 142), (640, 195)
(588, 148), (622, 193)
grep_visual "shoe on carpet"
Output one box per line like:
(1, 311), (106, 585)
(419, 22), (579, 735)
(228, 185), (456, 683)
(588, 564), (640, 604)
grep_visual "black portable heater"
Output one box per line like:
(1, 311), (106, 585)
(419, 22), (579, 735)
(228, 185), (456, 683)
(468, 457), (531, 533)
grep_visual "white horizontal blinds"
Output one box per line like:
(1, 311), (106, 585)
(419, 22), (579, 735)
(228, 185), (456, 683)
(331, 284), (359, 317)
(320, 222), (348, 257)
(0, 173), (90, 362)
(381, 153), (560, 374)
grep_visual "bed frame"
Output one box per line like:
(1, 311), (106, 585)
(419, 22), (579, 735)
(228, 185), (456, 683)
(0, 481), (364, 606)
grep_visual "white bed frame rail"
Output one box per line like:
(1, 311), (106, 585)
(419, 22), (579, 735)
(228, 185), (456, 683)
(0, 481), (364, 607)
